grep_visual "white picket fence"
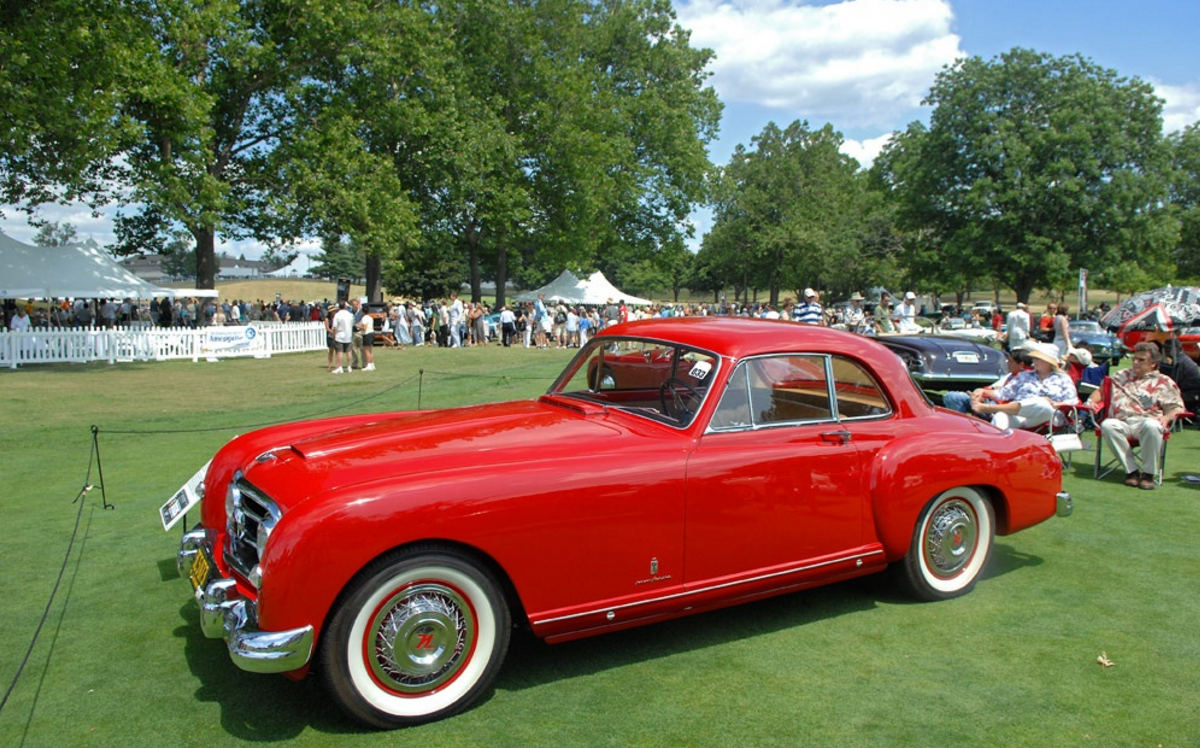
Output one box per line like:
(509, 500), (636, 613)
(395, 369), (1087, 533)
(1, 322), (327, 369)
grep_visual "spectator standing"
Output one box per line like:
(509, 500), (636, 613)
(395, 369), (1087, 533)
(358, 303), (376, 371)
(470, 302), (488, 346)
(349, 298), (365, 368)
(324, 303), (337, 371)
(1088, 341), (1185, 490)
(498, 305), (516, 347)
(894, 292), (920, 334)
(1006, 302), (1032, 349)
(794, 288), (823, 325)
(534, 294), (549, 348)
(330, 301), (355, 374)
(553, 303), (568, 348)
(603, 299), (620, 329)
(1053, 303), (1073, 359)
(9, 305), (31, 332)
(409, 303), (425, 346)
(448, 293), (464, 348)
(845, 293), (866, 332)
(1037, 303), (1057, 342)
(566, 306), (580, 347)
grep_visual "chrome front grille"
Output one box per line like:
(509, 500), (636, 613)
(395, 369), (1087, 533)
(225, 474), (281, 585)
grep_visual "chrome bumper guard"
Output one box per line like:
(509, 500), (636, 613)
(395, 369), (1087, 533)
(178, 530), (313, 674)
(1056, 491), (1073, 518)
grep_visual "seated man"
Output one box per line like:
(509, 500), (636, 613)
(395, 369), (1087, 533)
(970, 342), (1079, 430)
(1088, 341), (1185, 490)
(942, 346), (1028, 414)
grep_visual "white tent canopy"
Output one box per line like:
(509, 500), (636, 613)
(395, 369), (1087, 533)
(1, 232), (181, 299)
(514, 270), (653, 306)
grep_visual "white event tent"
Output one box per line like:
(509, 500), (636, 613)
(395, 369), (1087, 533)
(1, 232), (181, 299)
(514, 270), (653, 306)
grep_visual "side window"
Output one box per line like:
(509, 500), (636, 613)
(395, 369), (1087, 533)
(748, 355), (833, 425)
(831, 356), (892, 419)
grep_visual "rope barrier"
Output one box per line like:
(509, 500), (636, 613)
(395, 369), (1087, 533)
(0, 446), (101, 717)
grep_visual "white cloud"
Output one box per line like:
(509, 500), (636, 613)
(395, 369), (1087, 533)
(678, 0), (963, 129)
(1153, 80), (1200, 134)
(840, 132), (894, 168)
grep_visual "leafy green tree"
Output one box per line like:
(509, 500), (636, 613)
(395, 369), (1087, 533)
(0, 0), (139, 212)
(875, 48), (1176, 304)
(1169, 122), (1200, 282)
(432, 0), (720, 306)
(32, 221), (77, 247)
(704, 121), (864, 306)
(311, 235), (365, 282)
(101, 0), (361, 288)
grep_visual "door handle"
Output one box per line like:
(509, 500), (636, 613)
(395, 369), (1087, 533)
(820, 430), (852, 444)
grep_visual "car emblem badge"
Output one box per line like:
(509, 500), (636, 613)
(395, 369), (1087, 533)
(650, 558), (659, 575)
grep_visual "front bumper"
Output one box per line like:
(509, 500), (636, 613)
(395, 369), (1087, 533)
(178, 529), (313, 674)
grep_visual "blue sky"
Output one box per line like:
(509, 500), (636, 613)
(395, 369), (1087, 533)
(4, 0), (1199, 256)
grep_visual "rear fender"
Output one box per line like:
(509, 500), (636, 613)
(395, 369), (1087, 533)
(867, 430), (1052, 560)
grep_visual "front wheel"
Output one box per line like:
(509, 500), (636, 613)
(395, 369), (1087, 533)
(898, 487), (994, 601)
(320, 550), (511, 728)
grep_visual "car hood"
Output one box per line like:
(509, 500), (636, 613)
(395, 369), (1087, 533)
(233, 397), (648, 510)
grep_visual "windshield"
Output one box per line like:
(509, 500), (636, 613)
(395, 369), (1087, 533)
(1070, 321), (1102, 332)
(550, 337), (720, 427)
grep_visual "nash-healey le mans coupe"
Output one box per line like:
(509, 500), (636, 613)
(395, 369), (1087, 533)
(170, 317), (1071, 728)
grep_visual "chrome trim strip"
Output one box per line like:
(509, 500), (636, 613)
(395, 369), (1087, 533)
(534, 548), (886, 627)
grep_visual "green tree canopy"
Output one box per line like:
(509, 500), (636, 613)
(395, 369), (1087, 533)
(698, 121), (867, 306)
(874, 48), (1177, 304)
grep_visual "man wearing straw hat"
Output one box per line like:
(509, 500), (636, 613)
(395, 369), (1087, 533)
(970, 342), (1079, 430)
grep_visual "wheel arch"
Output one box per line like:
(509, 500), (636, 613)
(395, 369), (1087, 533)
(870, 459), (1015, 562)
(313, 538), (527, 667)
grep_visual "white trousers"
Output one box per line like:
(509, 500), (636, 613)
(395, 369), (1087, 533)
(1100, 416), (1165, 475)
(992, 397), (1055, 430)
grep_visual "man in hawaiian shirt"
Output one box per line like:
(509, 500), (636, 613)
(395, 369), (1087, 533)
(1088, 341), (1185, 490)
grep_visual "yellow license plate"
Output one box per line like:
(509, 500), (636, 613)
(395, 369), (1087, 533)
(189, 547), (212, 592)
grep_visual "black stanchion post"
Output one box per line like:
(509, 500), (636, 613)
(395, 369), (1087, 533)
(90, 425), (114, 510)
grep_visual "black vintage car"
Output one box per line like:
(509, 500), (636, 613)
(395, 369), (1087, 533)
(876, 334), (1006, 395)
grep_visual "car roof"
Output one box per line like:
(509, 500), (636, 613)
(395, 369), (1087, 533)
(596, 317), (932, 417)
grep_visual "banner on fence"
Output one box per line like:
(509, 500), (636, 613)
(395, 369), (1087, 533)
(202, 324), (265, 357)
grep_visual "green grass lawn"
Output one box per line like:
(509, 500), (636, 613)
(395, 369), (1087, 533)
(2, 346), (1198, 748)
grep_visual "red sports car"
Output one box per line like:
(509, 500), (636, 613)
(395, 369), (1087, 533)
(172, 317), (1071, 728)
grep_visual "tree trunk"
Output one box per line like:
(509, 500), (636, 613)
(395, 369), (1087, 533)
(194, 227), (216, 290)
(365, 254), (383, 303)
(465, 225), (482, 303)
(494, 247), (508, 308)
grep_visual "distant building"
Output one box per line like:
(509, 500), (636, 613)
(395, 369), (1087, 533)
(120, 254), (276, 281)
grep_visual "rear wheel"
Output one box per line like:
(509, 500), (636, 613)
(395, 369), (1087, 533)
(320, 550), (511, 728)
(898, 487), (994, 601)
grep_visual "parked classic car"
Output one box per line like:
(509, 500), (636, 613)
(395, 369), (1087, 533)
(876, 334), (1007, 393)
(1066, 319), (1125, 364)
(173, 317), (1071, 728)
